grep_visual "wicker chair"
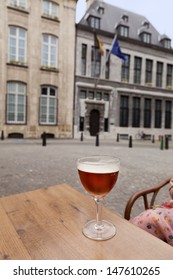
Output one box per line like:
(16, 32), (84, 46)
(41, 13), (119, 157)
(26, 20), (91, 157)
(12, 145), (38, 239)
(124, 177), (171, 220)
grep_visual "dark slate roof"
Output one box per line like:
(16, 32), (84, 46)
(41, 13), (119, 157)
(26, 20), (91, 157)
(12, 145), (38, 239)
(79, 0), (171, 47)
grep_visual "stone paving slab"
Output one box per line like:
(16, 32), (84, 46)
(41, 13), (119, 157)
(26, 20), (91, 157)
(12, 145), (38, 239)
(0, 138), (173, 217)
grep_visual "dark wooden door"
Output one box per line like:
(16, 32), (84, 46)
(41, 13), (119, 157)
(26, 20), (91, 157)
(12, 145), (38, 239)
(89, 109), (100, 136)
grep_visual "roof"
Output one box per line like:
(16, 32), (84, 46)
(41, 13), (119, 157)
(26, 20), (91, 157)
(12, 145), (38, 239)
(79, 0), (171, 47)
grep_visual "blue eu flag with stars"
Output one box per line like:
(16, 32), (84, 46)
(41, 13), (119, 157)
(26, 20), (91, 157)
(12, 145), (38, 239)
(111, 38), (126, 61)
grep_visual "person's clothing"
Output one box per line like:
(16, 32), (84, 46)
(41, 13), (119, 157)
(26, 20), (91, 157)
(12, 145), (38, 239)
(131, 207), (173, 246)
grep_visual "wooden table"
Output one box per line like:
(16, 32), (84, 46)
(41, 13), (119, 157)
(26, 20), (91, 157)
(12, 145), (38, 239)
(0, 184), (172, 260)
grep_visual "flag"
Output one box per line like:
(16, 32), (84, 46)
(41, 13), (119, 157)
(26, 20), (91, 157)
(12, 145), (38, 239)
(94, 33), (104, 56)
(110, 37), (126, 61)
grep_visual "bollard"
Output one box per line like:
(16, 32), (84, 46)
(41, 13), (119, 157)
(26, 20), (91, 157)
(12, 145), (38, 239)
(1, 130), (4, 140)
(152, 135), (155, 143)
(165, 136), (169, 150)
(129, 136), (132, 148)
(160, 136), (164, 150)
(96, 133), (99, 146)
(116, 133), (119, 142)
(80, 132), (83, 142)
(42, 132), (47, 146)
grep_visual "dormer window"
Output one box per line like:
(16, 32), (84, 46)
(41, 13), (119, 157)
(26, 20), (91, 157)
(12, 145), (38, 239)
(98, 7), (104, 15)
(159, 34), (171, 49)
(118, 25), (129, 37)
(121, 14), (128, 23)
(163, 39), (171, 49)
(88, 16), (100, 29)
(141, 32), (151, 44)
(142, 20), (149, 29)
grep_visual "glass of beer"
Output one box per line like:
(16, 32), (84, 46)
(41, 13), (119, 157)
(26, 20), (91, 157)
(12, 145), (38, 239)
(77, 155), (120, 240)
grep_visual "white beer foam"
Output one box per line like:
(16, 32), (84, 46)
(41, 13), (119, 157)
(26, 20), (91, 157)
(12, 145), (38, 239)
(77, 162), (120, 173)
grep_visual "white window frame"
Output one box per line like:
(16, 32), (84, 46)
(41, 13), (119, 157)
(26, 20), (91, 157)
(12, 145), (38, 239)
(42, 0), (59, 18)
(40, 86), (57, 125)
(143, 33), (151, 44)
(9, 0), (27, 9)
(7, 82), (26, 124)
(42, 34), (58, 68)
(119, 26), (129, 37)
(8, 26), (27, 63)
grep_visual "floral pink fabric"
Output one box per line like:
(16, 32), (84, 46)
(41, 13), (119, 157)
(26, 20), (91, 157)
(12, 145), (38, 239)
(130, 181), (173, 246)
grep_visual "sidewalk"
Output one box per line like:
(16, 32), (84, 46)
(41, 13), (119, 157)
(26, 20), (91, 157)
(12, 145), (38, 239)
(0, 138), (173, 217)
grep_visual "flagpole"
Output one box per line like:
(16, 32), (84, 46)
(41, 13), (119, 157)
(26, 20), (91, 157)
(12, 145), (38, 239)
(95, 33), (117, 88)
(105, 33), (117, 64)
(95, 33), (118, 88)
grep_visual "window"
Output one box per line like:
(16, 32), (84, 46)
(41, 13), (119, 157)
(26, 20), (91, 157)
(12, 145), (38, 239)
(40, 86), (57, 124)
(156, 62), (163, 87)
(134, 57), (142, 84)
(155, 99), (162, 128)
(91, 46), (101, 77)
(6, 82), (26, 123)
(144, 98), (151, 128)
(118, 25), (129, 37)
(132, 97), (140, 127)
(141, 32), (151, 44)
(103, 93), (109, 101)
(163, 39), (171, 49)
(88, 16), (100, 29)
(96, 92), (102, 100)
(121, 54), (130, 82)
(121, 14), (128, 22)
(79, 90), (87, 99)
(81, 44), (87, 76)
(120, 96), (129, 127)
(8, 26), (26, 63)
(10, 0), (27, 9)
(42, 34), (58, 68)
(88, 91), (94, 99)
(43, 0), (59, 18)
(166, 64), (173, 88)
(145, 59), (153, 84)
(165, 100), (172, 129)
(98, 7), (104, 14)
(105, 49), (110, 79)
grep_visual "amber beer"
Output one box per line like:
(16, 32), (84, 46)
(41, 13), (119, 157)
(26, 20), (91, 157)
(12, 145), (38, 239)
(78, 166), (119, 198)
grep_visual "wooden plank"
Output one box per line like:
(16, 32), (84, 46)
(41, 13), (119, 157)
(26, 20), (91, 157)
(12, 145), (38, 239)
(0, 203), (31, 260)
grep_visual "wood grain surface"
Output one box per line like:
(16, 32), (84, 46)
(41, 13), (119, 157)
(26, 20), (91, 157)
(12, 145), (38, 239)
(0, 184), (172, 260)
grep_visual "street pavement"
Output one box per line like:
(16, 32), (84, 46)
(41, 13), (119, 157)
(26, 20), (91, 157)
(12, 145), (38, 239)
(0, 138), (173, 218)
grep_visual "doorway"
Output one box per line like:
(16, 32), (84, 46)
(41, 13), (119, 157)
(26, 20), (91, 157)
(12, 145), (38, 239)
(89, 109), (100, 136)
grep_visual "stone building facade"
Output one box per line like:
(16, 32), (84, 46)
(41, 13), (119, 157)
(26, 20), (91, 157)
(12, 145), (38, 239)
(74, 0), (173, 140)
(0, 0), (77, 139)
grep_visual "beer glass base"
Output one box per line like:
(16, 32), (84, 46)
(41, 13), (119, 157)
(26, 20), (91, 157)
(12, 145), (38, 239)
(83, 220), (116, 240)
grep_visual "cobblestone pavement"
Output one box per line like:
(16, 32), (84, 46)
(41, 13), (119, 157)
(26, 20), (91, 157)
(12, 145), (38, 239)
(0, 138), (173, 217)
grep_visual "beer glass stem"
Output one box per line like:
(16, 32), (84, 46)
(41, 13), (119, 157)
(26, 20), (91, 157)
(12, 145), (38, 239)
(94, 198), (103, 230)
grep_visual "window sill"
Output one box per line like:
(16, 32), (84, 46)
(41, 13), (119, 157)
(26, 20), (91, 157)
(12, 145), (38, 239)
(7, 5), (29, 14)
(7, 62), (28, 68)
(39, 123), (57, 126)
(40, 66), (59, 73)
(121, 79), (129, 83)
(41, 15), (60, 23)
(145, 83), (152, 87)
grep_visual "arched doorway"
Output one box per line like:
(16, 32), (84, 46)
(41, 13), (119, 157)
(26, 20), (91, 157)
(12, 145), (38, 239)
(89, 109), (100, 136)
